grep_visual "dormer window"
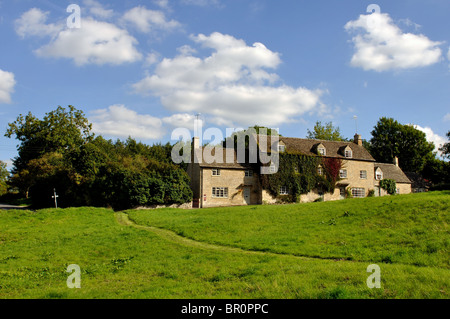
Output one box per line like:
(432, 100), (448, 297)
(344, 148), (352, 158)
(375, 168), (383, 180)
(278, 145), (285, 152)
(318, 147), (326, 156)
(316, 143), (326, 156)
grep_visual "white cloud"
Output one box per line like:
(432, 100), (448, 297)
(15, 8), (62, 38)
(133, 32), (325, 128)
(90, 105), (164, 140)
(162, 113), (196, 129)
(154, 0), (170, 9)
(16, 8), (142, 66)
(444, 113), (450, 122)
(412, 124), (446, 155)
(345, 13), (442, 71)
(121, 6), (181, 33)
(37, 18), (142, 66)
(0, 69), (16, 104)
(83, 0), (114, 19)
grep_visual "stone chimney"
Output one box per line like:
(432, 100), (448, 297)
(393, 156), (399, 167)
(353, 134), (362, 146)
(192, 136), (200, 150)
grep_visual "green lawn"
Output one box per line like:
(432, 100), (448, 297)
(0, 191), (449, 299)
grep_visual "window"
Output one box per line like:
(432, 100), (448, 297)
(351, 188), (365, 198)
(245, 170), (253, 177)
(339, 169), (347, 178)
(396, 188), (400, 194)
(270, 162), (277, 173)
(375, 170), (383, 180)
(360, 170), (367, 179)
(278, 145), (285, 152)
(212, 187), (228, 198)
(345, 150), (352, 158)
(318, 147), (326, 156)
(279, 186), (289, 195)
(212, 169), (221, 176)
(317, 166), (324, 176)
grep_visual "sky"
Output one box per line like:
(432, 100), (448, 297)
(1, 0), (449, 170)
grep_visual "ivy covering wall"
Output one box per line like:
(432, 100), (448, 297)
(260, 152), (343, 202)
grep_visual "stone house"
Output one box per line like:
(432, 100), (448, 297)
(187, 134), (412, 208)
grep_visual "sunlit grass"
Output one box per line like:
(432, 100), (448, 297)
(0, 192), (448, 299)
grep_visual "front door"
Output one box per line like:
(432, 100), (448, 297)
(243, 187), (251, 204)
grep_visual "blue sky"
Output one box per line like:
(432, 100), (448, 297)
(1, 0), (449, 169)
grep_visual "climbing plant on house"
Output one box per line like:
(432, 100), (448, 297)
(260, 152), (342, 202)
(380, 179), (397, 195)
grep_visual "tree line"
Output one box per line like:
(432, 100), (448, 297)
(1, 106), (448, 208)
(1, 105), (192, 210)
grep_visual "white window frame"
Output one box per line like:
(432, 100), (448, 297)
(351, 188), (365, 198)
(375, 170), (383, 180)
(279, 186), (289, 195)
(345, 150), (352, 158)
(318, 147), (326, 156)
(339, 169), (347, 179)
(317, 166), (324, 176)
(360, 170), (367, 179)
(212, 187), (228, 198)
(212, 168), (221, 176)
(245, 169), (253, 177)
(278, 145), (285, 152)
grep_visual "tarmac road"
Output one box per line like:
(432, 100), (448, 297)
(0, 203), (30, 210)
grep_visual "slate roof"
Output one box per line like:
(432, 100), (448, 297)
(375, 163), (412, 184)
(278, 136), (375, 162)
(195, 147), (255, 169)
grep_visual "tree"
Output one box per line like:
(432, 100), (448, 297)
(0, 161), (9, 196)
(439, 131), (450, 159)
(5, 105), (94, 174)
(369, 117), (435, 173)
(306, 121), (344, 141)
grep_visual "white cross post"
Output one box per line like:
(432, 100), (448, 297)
(52, 188), (59, 209)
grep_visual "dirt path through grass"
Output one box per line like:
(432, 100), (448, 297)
(115, 212), (351, 262)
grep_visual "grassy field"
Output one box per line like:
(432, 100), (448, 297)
(0, 191), (449, 299)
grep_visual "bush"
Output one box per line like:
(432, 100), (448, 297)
(380, 179), (397, 195)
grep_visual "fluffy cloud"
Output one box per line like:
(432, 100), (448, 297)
(133, 32), (325, 127)
(83, 0), (114, 19)
(162, 113), (196, 130)
(0, 69), (16, 104)
(35, 17), (142, 65)
(412, 124), (446, 155)
(90, 105), (164, 139)
(15, 8), (146, 66)
(121, 6), (181, 33)
(15, 8), (61, 38)
(345, 13), (442, 71)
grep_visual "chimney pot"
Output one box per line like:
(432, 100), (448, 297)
(394, 156), (399, 167)
(354, 134), (362, 146)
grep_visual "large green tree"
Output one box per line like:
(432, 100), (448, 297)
(369, 117), (435, 173)
(439, 131), (450, 159)
(306, 121), (344, 141)
(5, 105), (94, 173)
